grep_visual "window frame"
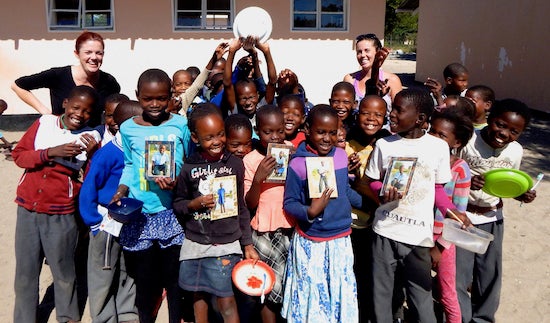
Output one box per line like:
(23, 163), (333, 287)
(47, 0), (114, 31)
(292, 0), (347, 31)
(173, 0), (234, 31)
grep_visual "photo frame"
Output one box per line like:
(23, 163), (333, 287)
(265, 143), (293, 183)
(144, 140), (175, 181)
(381, 157), (417, 197)
(210, 175), (239, 220)
(305, 157), (338, 198)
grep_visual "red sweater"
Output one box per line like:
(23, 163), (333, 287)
(12, 119), (82, 214)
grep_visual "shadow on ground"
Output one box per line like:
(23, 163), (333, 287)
(517, 111), (550, 176)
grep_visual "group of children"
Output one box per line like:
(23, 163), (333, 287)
(10, 35), (537, 323)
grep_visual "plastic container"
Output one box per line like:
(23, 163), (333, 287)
(107, 197), (143, 224)
(442, 218), (494, 254)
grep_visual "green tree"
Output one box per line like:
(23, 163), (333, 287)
(384, 0), (418, 50)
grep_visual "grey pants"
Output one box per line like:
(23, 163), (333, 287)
(88, 230), (138, 323)
(371, 233), (436, 323)
(14, 206), (79, 322)
(455, 220), (504, 323)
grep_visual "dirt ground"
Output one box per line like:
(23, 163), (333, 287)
(0, 57), (549, 322)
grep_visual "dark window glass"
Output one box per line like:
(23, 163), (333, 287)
(177, 12), (202, 27)
(178, 0), (202, 10)
(294, 14), (316, 28)
(294, 0), (316, 12)
(321, 0), (343, 12)
(85, 0), (110, 10)
(54, 0), (79, 9)
(321, 13), (343, 28)
(208, 0), (230, 11)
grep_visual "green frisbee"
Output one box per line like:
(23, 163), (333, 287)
(482, 169), (533, 198)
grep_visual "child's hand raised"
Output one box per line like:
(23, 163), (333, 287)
(47, 142), (83, 158)
(254, 155), (276, 183)
(307, 188), (334, 219)
(214, 42), (229, 61)
(424, 77), (442, 95)
(470, 174), (485, 191)
(254, 37), (270, 53)
(241, 36), (257, 54)
(228, 38), (242, 53)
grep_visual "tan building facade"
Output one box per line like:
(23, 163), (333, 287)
(415, 0), (549, 112)
(0, 0), (385, 114)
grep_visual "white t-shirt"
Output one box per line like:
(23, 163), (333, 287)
(459, 129), (523, 224)
(365, 133), (451, 247)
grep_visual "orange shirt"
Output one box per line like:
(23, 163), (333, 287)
(243, 149), (295, 232)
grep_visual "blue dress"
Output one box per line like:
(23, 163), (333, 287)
(118, 114), (191, 251)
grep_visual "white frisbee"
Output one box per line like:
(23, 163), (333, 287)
(233, 6), (273, 43)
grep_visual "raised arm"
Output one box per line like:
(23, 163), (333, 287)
(255, 38), (277, 104)
(223, 39), (242, 111)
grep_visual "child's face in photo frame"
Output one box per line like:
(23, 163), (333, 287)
(62, 94), (94, 130)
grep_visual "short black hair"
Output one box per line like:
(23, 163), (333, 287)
(113, 100), (142, 125)
(443, 63), (469, 79)
(105, 93), (130, 106)
(256, 104), (284, 129)
(186, 66), (201, 79)
(235, 79), (257, 92)
(467, 85), (495, 103)
(137, 69), (171, 93)
(488, 98), (531, 126)
(395, 88), (434, 118)
(188, 102), (223, 133)
(278, 94), (305, 115)
(431, 109), (474, 151)
(331, 81), (356, 98)
(225, 113), (252, 136)
(447, 96), (476, 120)
(67, 85), (99, 111)
(0, 99), (7, 110)
(306, 104), (338, 128)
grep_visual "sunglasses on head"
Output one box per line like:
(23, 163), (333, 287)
(356, 33), (378, 42)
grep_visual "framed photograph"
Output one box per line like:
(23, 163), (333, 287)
(144, 140), (175, 181)
(381, 157), (417, 197)
(305, 157), (338, 198)
(211, 175), (239, 220)
(265, 143), (293, 183)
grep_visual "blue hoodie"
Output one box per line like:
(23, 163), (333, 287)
(284, 141), (363, 240)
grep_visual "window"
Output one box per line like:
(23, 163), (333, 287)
(293, 0), (346, 30)
(174, 0), (233, 30)
(48, 0), (113, 30)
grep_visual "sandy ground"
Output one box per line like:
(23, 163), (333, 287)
(1, 58), (549, 322)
